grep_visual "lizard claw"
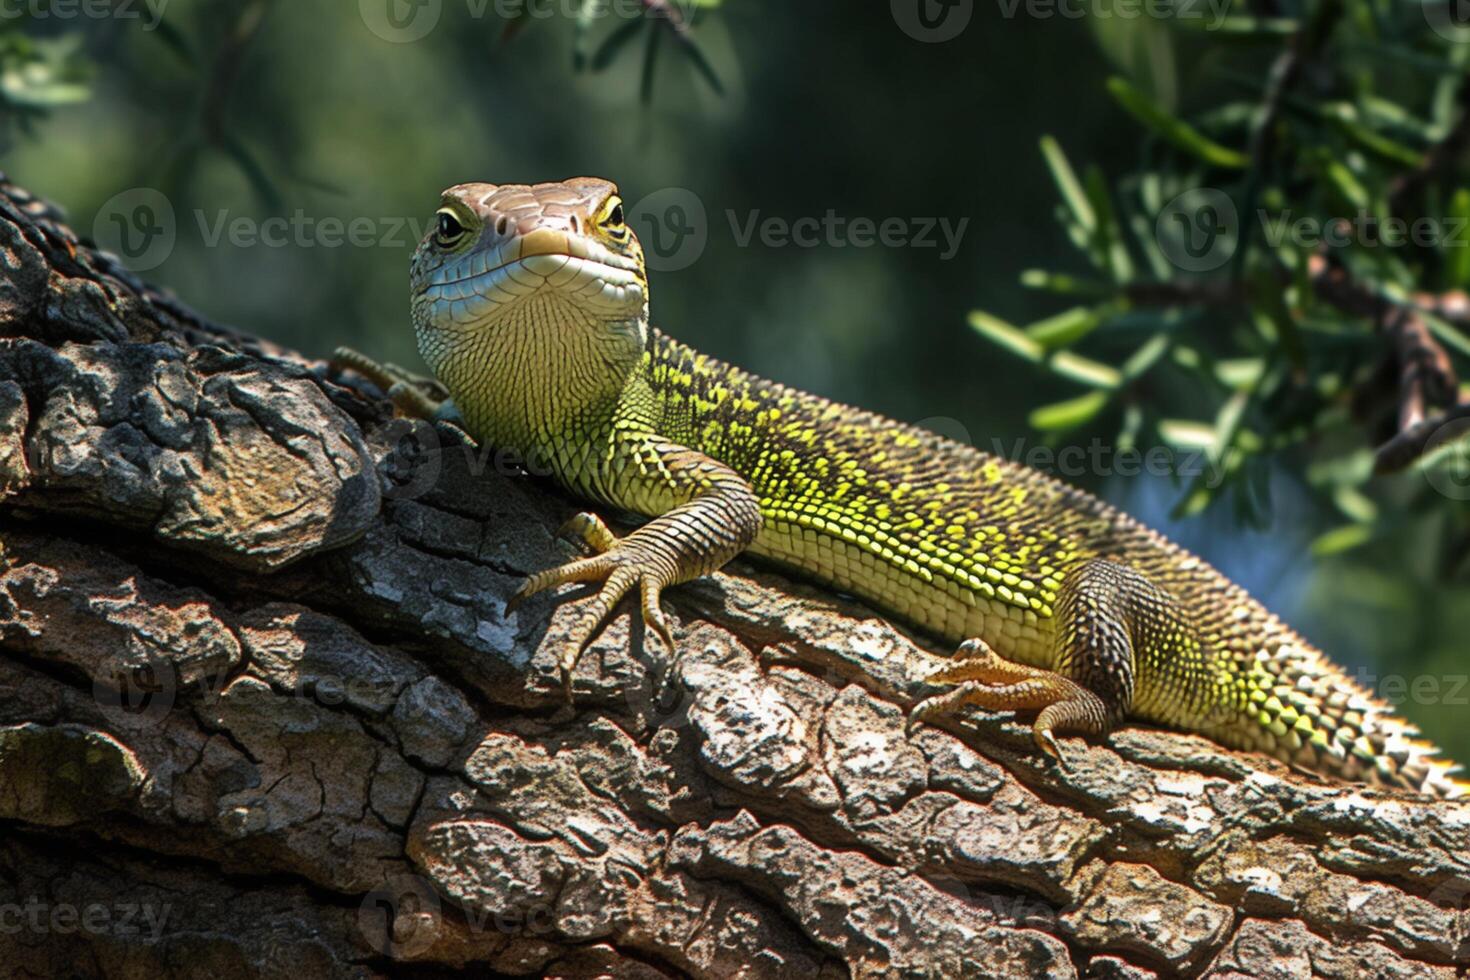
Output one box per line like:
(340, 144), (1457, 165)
(641, 580), (676, 652)
(904, 637), (1105, 772)
(331, 346), (452, 421)
(906, 686), (973, 735)
(1036, 727), (1069, 769)
(508, 524), (680, 701)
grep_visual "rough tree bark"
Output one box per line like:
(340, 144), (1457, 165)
(0, 174), (1466, 980)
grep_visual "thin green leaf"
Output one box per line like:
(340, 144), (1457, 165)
(1085, 164), (1134, 281)
(1248, 269), (1305, 371)
(1322, 159), (1369, 209)
(639, 16), (663, 104)
(1448, 188), (1470, 291)
(1121, 332), (1170, 381)
(1209, 388), (1251, 464)
(1049, 351), (1122, 389)
(573, 0), (598, 70)
(1187, 15), (1298, 35)
(1421, 309), (1470, 359)
(591, 16), (646, 72)
(1039, 136), (1095, 232)
(1215, 357), (1265, 388)
(676, 34), (724, 95)
(147, 18), (196, 67)
(0, 76), (88, 106)
(219, 135), (283, 211)
(1024, 306), (1102, 349)
(1158, 418), (1216, 450)
(1332, 484), (1378, 523)
(1311, 523), (1374, 556)
(1019, 269), (1112, 296)
(1030, 391), (1109, 431)
(1324, 111), (1422, 167)
(968, 310), (1044, 361)
(1106, 76), (1248, 168)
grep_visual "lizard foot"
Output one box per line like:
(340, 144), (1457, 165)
(906, 637), (1109, 768)
(506, 512), (678, 701)
(330, 346), (453, 421)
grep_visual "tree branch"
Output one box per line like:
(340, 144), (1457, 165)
(0, 175), (1467, 978)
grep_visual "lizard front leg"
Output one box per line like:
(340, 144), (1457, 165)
(909, 559), (1200, 766)
(508, 442), (763, 699)
(330, 347), (459, 425)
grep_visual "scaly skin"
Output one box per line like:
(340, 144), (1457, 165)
(335, 177), (1467, 799)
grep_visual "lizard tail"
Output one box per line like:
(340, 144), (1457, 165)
(1241, 646), (1469, 799)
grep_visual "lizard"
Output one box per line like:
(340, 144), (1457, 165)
(332, 176), (1468, 800)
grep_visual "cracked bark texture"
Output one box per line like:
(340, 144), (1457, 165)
(0, 174), (1466, 980)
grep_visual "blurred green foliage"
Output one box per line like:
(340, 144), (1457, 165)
(5, 0), (1470, 761)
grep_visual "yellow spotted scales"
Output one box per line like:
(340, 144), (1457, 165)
(335, 176), (1467, 799)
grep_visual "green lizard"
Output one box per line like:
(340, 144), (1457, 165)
(334, 176), (1467, 799)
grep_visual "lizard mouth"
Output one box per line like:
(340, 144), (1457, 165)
(420, 228), (645, 322)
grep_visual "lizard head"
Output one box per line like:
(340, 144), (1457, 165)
(409, 178), (652, 437)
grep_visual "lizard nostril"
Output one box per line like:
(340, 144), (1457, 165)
(495, 215), (511, 237)
(569, 214), (582, 235)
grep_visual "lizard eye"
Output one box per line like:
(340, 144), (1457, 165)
(600, 198), (628, 239)
(435, 210), (467, 247)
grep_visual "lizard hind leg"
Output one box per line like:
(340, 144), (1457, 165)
(908, 559), (1153, 767)
(906, 638), (1111, 766)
